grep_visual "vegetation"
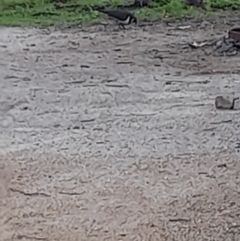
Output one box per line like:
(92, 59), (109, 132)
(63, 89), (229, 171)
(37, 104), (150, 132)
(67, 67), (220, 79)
(0, 0), (240, 26)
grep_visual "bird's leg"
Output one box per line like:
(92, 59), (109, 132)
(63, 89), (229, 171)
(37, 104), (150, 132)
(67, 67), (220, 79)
(118, 23), (125, 30)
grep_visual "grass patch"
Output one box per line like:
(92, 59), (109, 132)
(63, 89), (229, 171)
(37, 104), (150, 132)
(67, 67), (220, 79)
(0, 0), (240, 26)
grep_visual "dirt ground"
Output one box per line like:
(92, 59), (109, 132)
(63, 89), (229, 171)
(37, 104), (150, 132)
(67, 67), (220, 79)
(1, 15), (240, 241)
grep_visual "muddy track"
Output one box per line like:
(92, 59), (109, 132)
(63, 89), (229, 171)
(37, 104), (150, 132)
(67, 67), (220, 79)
(0, 16), (240, 240)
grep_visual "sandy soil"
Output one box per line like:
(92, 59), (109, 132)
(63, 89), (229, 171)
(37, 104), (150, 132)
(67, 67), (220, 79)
(1, 16), (240, 240)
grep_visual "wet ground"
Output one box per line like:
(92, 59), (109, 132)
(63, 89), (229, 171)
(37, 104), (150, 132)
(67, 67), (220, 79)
(0, 15), (240, 240)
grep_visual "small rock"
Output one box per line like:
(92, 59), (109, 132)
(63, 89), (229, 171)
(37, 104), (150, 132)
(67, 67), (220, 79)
(215, 96), (239, 110)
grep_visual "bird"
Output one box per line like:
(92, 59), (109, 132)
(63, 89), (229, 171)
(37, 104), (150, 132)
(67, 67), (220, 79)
(98, 9), (138, 29)
(185, 0), (206, 10)
(215, 96), (239, 110)
(134, 0), (151, 7)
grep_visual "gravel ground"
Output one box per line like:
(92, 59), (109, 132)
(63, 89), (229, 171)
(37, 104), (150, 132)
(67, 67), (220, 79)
(0, 16), (240, 241)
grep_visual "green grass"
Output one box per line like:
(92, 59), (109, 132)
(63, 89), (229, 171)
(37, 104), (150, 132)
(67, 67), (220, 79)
(0, 0), (240, 26)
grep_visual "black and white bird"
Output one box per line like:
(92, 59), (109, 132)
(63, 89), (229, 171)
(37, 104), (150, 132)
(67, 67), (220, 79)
(185, 0), (206, 10)
(134, 0), (151, 7)
(98, 9), (138, 29)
